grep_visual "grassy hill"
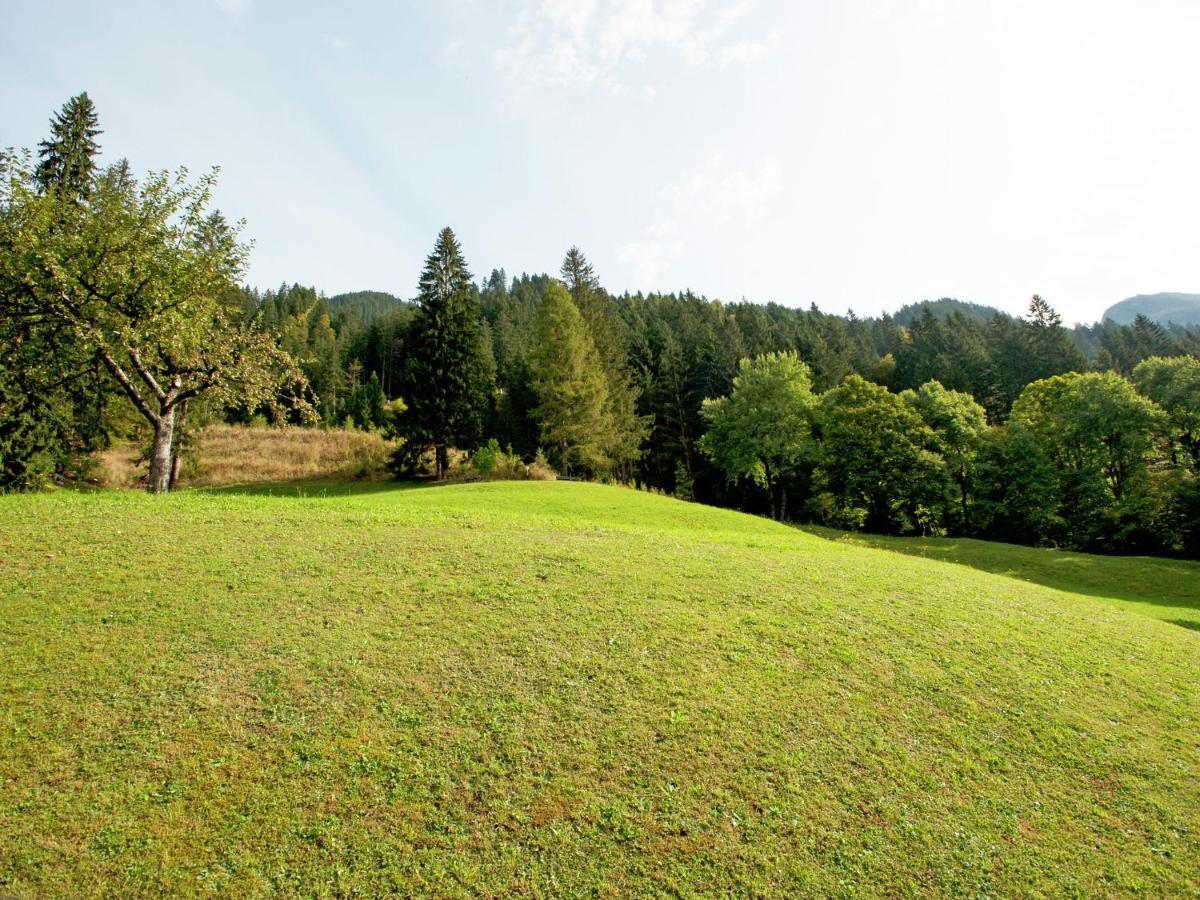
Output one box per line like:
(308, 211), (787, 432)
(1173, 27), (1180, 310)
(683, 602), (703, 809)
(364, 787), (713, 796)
(2, 482), (1197, 895)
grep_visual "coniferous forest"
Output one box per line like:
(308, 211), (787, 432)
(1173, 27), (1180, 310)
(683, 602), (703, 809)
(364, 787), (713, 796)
(4, 94), (1200, 557)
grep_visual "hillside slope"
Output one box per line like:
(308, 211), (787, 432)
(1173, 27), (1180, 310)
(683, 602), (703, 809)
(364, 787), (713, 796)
(891, 297), (1006, 326)
(1, 482), (1197, 895)
(1103, 292), (1200, 325)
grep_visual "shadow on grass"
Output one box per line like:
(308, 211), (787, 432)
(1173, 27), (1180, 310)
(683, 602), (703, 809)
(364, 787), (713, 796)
(802, 525), (1200, 630)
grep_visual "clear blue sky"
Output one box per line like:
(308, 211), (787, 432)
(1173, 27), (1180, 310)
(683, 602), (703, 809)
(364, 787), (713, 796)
(3, 0), (1198, 323)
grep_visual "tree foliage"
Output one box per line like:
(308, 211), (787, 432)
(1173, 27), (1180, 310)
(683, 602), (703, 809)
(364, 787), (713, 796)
(1, 152), (312, 491)
(1009, 372), (1165, 549)
(399, 227), (492, 479)
(528, 282), (612, 475)
(35, 92), (102, 198)
(700, 352), (815, 520)
(814, 375), (947, 533)
(561, 247), (648, 474)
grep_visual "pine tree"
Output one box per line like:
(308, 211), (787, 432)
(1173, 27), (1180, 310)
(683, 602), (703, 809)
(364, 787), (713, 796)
(1025, 294), (1086, 381)
(1132, 314), (1177, 360)
(529, 282), (613, 476)
(559, 247), (647, 476)
(400, 227), (491, 479)
(1, 96), (109, 489)
(35, 92), (102, 198)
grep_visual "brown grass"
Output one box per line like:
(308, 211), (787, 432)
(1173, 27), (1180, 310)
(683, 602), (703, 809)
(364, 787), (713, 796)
(95, 425), (395, 489)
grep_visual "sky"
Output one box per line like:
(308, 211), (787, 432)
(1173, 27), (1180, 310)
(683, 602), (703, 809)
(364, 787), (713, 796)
(3, 0), (1199, 324)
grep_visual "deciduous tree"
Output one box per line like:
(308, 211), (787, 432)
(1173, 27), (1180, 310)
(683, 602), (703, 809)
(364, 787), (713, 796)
(814, 375), (947, 533)
(0, 156), (312, 492)
(700, 352), (816, 520)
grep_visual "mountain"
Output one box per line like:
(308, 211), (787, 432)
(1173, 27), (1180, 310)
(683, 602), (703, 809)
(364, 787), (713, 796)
(891, 297), (1007, 326)
(1102, 293), (1200, 326)
(326, 290), (409, 321)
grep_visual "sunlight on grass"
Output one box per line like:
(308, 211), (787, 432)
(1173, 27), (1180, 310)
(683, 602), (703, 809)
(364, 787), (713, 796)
(1, 482), (1197, 894)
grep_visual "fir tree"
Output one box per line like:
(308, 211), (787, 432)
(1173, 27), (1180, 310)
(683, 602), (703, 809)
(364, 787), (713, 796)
(559, 247), (647, 476)
(400, 227), (491, 479)
(35, 92), (102, 198)
(1025, 294), (1086, 381)
(529, 282), (613, 476)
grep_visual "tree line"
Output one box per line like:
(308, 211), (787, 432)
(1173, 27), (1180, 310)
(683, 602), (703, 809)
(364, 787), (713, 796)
(2, 94), (1198, 557)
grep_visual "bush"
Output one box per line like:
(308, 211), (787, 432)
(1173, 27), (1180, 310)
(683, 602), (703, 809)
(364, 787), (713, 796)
(472, 439), (501, 477)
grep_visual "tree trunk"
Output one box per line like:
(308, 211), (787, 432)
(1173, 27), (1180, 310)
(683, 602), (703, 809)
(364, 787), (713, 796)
(959, 474), (970, 528)
(168, 399), (188, 490)
(560, 440), (570, 477)
(435, 444), (448, 481)
(148, 407), (176, 494)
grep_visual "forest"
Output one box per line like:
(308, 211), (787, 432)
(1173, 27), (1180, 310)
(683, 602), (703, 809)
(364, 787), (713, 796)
(4, 94), (1199, 557)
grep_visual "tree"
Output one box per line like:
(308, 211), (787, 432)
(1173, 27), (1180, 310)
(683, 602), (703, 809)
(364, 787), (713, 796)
(1010, 371), (1166, 549)
(1133, 356), (1200, 470)
(528, 282), (612, 475)
(560, 247), (648, 476)
(699, 352), (816, 520)
(35, 92), (102, 198)
(1025, 294), (1086, 381)
(0, 157), (312, 492)
(814, 375), (947, 534)
(902, 380), (988, 528)
(399, 227), (492, 479)
(971, 426), (1063, 545)
(346, 371), (386, 430)
(0, 97), (111, 490)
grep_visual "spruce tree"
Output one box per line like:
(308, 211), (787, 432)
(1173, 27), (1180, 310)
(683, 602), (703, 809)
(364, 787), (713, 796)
(559, 247), (647, 476)
(1025, 294), (1086, 380)
(35, 92), (102, 198)
(529, 282), (613, 476)
(400, 227), (491, 479)
(1, 96), (108, 489)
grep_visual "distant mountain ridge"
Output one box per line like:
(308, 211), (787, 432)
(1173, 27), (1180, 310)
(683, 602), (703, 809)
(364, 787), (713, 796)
(326, 290), (409, 320)
(1102, 293), (1200, 326)
(891, 298), (1007, 326)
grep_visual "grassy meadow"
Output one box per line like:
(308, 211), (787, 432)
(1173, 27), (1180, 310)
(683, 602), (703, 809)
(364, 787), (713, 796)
(807, 527), (1200, 631)
(1, 481), (1198, 895)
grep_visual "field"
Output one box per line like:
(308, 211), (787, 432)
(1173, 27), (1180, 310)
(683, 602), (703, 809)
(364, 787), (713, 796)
(94, 425), (394, 489)
(807, 527), (1200, 631)
(1, 481), (1198, 895)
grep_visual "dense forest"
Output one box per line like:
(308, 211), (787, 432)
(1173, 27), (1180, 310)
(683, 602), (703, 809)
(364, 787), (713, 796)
(3, 94), (1199, 557)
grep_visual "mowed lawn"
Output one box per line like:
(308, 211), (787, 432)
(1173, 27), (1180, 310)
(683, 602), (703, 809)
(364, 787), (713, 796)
(805, 527), (1200, 632)
(1, 482), (1197, 895)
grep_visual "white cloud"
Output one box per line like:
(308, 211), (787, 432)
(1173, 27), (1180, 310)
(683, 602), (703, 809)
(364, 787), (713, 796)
(494, 0), (776, 97)
(618, 221), (686, 287)
(719, 31), (778, 67)
(617, 154), (782, 288)
(668, 154), (782, 223)
(213, 0), (251, 17)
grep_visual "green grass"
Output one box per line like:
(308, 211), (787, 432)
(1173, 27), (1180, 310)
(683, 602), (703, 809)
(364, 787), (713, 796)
(804, 527), (1200, 632)
(1, 482), (1197, 895)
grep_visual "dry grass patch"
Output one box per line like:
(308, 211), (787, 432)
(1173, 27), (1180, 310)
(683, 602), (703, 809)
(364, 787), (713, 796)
(96, 424), (394, 488)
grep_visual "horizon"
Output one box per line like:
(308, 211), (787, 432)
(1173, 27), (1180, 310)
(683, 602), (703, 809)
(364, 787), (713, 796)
(4, 1), (1199, 325)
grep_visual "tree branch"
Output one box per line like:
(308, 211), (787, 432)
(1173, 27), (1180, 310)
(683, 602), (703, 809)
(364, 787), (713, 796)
(128, 345), (167, 402)
(95, 344), (161, 427)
